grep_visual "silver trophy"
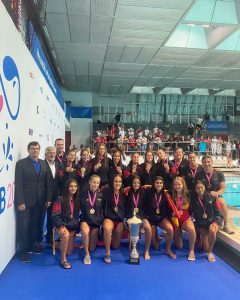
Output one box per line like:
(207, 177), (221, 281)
(127, 212), (142, 264)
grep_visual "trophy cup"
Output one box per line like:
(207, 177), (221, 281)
(127, 212), (142, 264)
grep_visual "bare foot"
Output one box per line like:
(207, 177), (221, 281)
(144, 251), (150, 260)
(165, 249), (177, 259)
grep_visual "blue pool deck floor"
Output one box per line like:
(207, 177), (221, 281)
(0, 240), (239, 300)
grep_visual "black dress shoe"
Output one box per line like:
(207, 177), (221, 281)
(29, 244), (43, 254)
(19, 251), (31, 263)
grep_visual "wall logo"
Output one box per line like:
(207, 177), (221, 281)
(0, 56), (21, 214)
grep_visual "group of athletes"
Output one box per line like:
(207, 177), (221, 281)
(51, 142), (235, 269)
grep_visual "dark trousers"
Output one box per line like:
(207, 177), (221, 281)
(17, 205), (44, 251)
(45, 204), (53, 243)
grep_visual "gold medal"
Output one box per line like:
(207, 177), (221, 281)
(114, 206), (118, 212)
(156, 208), (160, 214)
(90, 208), (95, 214)
(203, 213), (207, 219)
(134, 207), (139, 213)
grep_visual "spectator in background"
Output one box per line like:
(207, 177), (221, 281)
(115, 112), (121, 124)
(188, 123), (194, 136)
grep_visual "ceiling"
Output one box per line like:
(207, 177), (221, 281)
(43, 0), (240, 94)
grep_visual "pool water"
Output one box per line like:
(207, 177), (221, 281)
(223, 176), (240, 207)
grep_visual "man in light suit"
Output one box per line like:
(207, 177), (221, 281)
(15, 141), (49, 262)
(44, 146), (59, 245)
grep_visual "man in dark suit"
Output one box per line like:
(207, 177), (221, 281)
(55, 138), (66, 166)
(44, 146), (59, 245)
(15, 141), (49, 262)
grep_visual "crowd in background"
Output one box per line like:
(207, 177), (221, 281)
(92, 123), (240, 165)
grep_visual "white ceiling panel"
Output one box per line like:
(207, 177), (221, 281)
(105, 45), (124, 62)
(89, 62), (103, 75)
(120, 46), (142, 63)
(118, 0), (194, 10)
(76, 75), (89, 86)
(112, 18), (177, 32)
(152, 48), (207, 65)
(101, 76), (137, 85)
(165, 66), (187, 77)
(135, 47), (158, 64)
(111, 29), (170, 41)
(193, 51), (240, 68)
(115, 5), (185, 21)
(141, 65), (159, 77)
(103, 62), (145, 76)
(109, 85), (121, 94)
(214, 69), (240, 81)
(60, 61), (75, 75)
(110, 36), (165, 47)
(99, 85), (110, 93)
(69, 15), (90, 43)
(46, 0), (67, 13)
(56, 43), (107, 61)
(89, 75), (101, 87)
(47, 13), (71, 42)
(134, 77), (149, 86)
(118, 86), (132, 94)
(66, 0), (90, 15)
(91, 0), (117, 16)
(180, 67), (228, 80)
(90, 16), (113, 43)
(75, 61), (88, 75)
(168, 79), (203, 88)
(44, 1), (240, 92)
(155, 77), (175, 86)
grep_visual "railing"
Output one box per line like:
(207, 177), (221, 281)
(92, 140), (240, 159)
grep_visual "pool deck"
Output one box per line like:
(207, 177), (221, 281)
(218, 206), (240, 252)
(218, 164), (240, 253)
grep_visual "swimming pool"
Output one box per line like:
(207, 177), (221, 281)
(223, 176), (240, 208)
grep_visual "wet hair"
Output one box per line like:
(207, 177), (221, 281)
(144, 150), (155, 164)
(112, 149), (122, 167)
(152, 176), (165, 190)
(194, 180), (207, 197)
(172, 176), (190, 204)
(62, 179), (80, 216)
(89, 174), (101, 182)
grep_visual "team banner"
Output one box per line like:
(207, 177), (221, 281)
(0, 2), (65, 273)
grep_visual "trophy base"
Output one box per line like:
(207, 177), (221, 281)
(129, 257), (140, 264)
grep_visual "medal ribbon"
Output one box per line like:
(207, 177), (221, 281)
(56, 155), (63, 165)
(176, 195), (183, 210)
(155, 193), (162, 210)
(205, 171), (213, 185)
(88, 191), (97, 208)
(197, 196), (206, 215)
(132, 192), (139, 208)
(174, 160), (181, 171)
(69, 199), (74, 216)
(114, 193), (120, 207)
(190, 165), (198, 178)
(67, 162), (73, 168)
